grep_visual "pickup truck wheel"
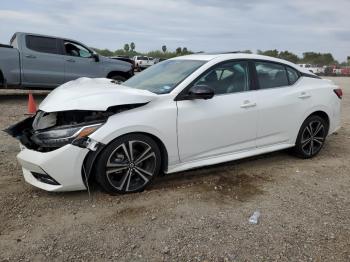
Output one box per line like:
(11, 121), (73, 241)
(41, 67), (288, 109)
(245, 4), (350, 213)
(110, 75), (126, 84)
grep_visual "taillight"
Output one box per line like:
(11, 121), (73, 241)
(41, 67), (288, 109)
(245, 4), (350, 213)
(333, 88), (343, 99)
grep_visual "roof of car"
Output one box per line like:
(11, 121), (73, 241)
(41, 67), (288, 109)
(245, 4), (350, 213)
(171, 53), (313, 74)
(14, 32), (86, 46)
(172, 53), (285, 63)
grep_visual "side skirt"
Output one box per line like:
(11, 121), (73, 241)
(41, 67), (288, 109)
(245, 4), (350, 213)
(166, 143), (294, 174)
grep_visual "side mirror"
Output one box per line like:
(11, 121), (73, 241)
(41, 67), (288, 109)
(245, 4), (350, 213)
(187, 85), (214, 100)
(92, 53), (100, 62)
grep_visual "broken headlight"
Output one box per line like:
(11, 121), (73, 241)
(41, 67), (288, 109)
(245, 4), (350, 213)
(30, 123), (103, 148)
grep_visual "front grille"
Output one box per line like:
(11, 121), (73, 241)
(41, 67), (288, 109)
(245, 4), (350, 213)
(31, 172), (60, 185)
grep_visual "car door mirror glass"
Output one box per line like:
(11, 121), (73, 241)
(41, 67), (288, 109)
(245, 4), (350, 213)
(188, 85), (214, 100)
(92, 53), (99, 62)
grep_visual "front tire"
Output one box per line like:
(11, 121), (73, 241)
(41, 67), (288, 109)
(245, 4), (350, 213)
(293, 115), (328, 158)
(110, 75), (126, 84)
(95, 134), (161, 194)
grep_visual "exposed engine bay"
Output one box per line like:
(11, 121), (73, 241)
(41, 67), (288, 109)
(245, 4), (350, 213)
(5, 104), (146, 152)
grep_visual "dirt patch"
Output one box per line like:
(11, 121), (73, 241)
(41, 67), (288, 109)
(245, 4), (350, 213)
(0, 78), (350, 261)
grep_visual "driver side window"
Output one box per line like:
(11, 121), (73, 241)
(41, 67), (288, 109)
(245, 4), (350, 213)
(193, 61), (250, 95)
(64, 41), (92, 58)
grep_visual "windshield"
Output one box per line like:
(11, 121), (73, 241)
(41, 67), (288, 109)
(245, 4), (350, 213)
(123, 59), (206, 94)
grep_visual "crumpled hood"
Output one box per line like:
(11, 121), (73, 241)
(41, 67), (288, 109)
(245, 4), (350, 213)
(39, 78), (157, 112)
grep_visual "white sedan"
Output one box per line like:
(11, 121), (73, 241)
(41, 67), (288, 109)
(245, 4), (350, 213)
(6, 53), (342, 194)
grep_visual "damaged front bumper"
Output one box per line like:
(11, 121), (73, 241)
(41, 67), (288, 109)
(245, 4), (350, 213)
(4, 111), (106, 192)
(17, 144), (89, 192)
(4, 100), (148, 192)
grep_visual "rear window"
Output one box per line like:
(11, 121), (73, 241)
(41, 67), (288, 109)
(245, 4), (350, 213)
(255, 61), (289, 89)
(286, 67), (300, 85)
(138, 56), (148, 60)
(26, 35), (60, 55)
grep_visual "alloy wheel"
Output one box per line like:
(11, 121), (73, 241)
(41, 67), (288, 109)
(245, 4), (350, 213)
(105, 140), (156, 192)
(300, 120), (326, 156)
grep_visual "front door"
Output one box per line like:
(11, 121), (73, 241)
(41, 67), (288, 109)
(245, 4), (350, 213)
(177, 60), (258, 163)
(63, 40), (102, 82)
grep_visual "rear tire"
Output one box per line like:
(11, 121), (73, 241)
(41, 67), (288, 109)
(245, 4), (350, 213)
(293, 115), (328, 158)
(95, 134), (161, 194)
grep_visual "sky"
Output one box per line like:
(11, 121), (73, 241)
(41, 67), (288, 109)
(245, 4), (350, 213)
(0, 0), (349, 62)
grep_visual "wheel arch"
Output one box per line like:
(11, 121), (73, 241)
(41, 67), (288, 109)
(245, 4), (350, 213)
(293, 108), (332, 145)
(84, 131), (169, 185)
(305, 110), (330, 133)
(106, 71), (131, 80)
(137, 131), (169, 174)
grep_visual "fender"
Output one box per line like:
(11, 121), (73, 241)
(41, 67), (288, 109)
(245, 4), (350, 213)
(88, 102), (179, 166)
(292, 105), (332, 144)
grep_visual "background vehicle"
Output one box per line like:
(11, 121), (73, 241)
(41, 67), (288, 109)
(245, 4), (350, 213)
(341, 67), (350, 76)
(298, 64), (324, 75)
(6, 54), (342, 194)
(153, 58), (167, 64)
(0, 32), (134, 89)
(110, 56), (135, 71)
(133, 56), (154, 71)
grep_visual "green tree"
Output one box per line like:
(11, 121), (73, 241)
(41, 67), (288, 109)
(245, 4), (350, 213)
(258, 49), (279, 58)
(124, 44), (130, 52)
(301, 52), (337, 66)
(92, 48), (114, 57)
(278, 50), (299, 63)
(175, 47), (182, 54)
(162, 45), (167, 53)
(257, 49), (300, 63)
(130, 42), (135, 51)
(182, 47), (188, 54)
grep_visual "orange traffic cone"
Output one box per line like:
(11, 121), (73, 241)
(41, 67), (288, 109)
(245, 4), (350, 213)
(27, 92), (37, 115)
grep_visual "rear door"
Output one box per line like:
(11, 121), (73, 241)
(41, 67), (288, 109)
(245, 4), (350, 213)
(21, 35), (65, 87)
(253, 61), (307, 147)
(63, 40), (102, 81)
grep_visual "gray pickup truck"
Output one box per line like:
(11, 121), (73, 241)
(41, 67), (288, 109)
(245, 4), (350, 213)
(0, 32), (134, 89)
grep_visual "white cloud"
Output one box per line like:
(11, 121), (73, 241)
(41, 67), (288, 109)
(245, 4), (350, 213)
(0, 0), (349, 61)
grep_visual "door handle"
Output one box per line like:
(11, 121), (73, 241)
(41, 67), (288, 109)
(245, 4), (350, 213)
(66, 58), (76, 62)
(298, 92), (311, 99)
(25, 54), (36, 59)
(240, 100), (257, 108)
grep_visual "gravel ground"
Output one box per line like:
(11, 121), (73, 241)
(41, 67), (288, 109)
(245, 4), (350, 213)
(0, 77), (349, 261)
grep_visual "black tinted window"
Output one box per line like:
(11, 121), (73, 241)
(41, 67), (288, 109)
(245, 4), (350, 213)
(26, 35), (60, 54)
(193, 61), (250, 95)
(255, 62), (288, 89)
(286, 67), (300, 85)
(64, 41), (92, 58)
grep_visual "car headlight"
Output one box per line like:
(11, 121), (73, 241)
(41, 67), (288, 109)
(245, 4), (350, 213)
(30, 123), (103, 148)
